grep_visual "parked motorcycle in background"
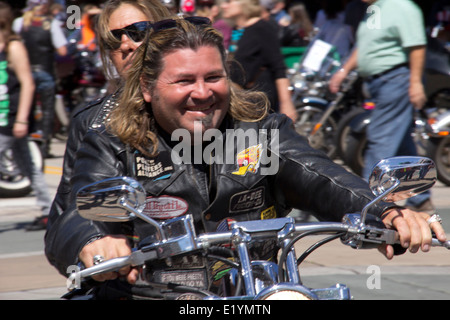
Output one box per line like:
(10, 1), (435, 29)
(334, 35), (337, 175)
(426, 102), (450, 186)
(64, 43), (107, 109)
(423, 32), (450, 186)
(343, 108), (431, 176)
(54, 36), (107, 141)
(0, 90), (45, 198)
(288, 39), (365, 159)
(0, 138), (43, 197)
(66, 156), (449, 300)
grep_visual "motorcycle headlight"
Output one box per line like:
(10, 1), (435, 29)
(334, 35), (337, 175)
(291, 73), (308, 90)
(255, 284), (318, 300)
(293, 79), (308, 92)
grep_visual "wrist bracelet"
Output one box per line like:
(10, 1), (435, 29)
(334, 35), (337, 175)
(15, 120), (29, 125)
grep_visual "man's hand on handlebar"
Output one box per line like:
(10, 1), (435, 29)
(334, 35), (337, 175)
(79, 235), (139, 284)
(380, 208), (447, 259)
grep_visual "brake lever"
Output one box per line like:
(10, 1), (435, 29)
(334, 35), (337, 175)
(70, 247), (158, 282)
(341, 213), (395, 249)
(367, 227), (398, 245)
(348, 224), (450, 250)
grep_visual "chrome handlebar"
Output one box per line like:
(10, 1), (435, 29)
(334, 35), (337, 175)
(68, 213), (450, 289)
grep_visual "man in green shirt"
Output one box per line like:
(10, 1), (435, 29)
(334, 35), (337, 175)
(329, 0), (432, 212)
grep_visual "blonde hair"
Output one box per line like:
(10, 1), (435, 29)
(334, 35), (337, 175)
(238, 0), (262, 19)
(96, 0), (172, 80)
(22, 0), (53, 29)
(108, 18), (268, 156)
(289, 4), (313, 37)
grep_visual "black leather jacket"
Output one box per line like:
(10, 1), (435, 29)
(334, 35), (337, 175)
(45, 109), (398, 277)
(47, 94), (116, 226)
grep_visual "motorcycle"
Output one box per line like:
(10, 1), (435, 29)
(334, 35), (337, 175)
(290, 70), (366, 159)
(343, 108), (431, 176)
(66, 156), (449, 300)
(53, 39), (108, 141)
(287, 38), (340, 158)
(423, 33), (450, 186)
(0, 137), (43, 197)
(288, 48), (365, 159)
(426, 107), (450, 186)
(68, 46), (107, 106)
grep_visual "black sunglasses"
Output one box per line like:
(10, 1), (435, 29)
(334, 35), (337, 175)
(110, 21), (152, 45)
(148, 16), (211, 34)
(110, 17), (211, 50)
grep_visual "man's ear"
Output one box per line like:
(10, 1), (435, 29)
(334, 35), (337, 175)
(141, 77), (152, 103)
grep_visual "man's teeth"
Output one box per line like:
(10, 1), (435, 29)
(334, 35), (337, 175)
(190, 105), (211, 111)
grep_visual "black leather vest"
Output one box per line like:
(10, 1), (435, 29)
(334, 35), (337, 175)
(20, 17), (55, 75)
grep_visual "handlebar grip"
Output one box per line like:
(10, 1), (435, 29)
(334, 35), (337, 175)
(391, 235), (450, 254)
(78, 256), (132, 279)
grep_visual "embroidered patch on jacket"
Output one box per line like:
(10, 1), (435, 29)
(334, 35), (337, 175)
(216, 218), (236, 232)
(231, 144), (263, 176)
(229, 187), (264, 213)
(135, 151), (174, 180)
(143, 195), (188, 219)
(261, 205), (276, 220)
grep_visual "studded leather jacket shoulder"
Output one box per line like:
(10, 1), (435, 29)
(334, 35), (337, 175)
(47, 94), (117, 227)
(45, 113), (399, 275)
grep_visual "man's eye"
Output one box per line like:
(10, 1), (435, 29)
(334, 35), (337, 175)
(176, 79), (194, 84)
(207, 75), (225, 82)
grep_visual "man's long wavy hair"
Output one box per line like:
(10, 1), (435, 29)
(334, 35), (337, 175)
(107, 19), (269, 156)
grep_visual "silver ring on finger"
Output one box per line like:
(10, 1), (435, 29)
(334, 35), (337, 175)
(427, 214), (442, 225)
(93, 255), (105, 265)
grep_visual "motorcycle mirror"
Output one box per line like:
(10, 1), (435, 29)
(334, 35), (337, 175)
(76, 176), (167, 240)
(358, 156), (436, 227)
(76, 176), (146, 222)
(368, 156), (436, 202)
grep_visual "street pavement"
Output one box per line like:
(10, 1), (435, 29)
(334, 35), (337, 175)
(0, 138), (449, 300)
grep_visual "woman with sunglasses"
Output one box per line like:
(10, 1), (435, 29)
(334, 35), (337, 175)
(46, 17), (447, 300)
(46, 0), (171, 231)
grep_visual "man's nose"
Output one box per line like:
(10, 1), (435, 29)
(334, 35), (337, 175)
(191, 81), (212, 100)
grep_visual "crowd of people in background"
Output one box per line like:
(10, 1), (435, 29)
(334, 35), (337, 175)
(5, 0), (450, 154)
(1, 0), (449, 232)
